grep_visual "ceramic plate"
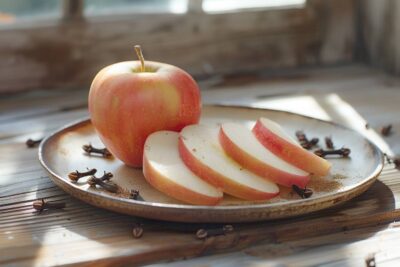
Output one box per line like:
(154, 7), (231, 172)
(39, 105), (384, 223)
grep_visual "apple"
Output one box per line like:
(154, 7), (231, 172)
(143, 131), (222, 205)
(219, 122), (310, 188)
(253, 117), (331, 176)
(179, 125), (279, 200)
(88, 46), (201, 167)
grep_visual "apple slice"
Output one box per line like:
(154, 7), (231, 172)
(253, 117), (331, 176)
(143, 131), (223, 205)
(219, 122), (310, 188)
(179, 125), (279, 200)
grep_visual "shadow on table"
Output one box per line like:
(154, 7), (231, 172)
(146, 178), (397, 238)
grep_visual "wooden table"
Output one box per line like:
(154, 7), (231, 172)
(1, 64), (400, 266)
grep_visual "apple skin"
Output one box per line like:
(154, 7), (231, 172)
(219, 127), (310, 188)
(252, 119), (331, 176)
(89, 60), (201, 167)
(178, 136), (279, 201)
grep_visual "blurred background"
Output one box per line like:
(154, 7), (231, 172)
(0, 0), (395, 94)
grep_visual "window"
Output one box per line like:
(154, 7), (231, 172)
(0, 0), (307, 25)
(85, 0), (188, 15)
(203, 0), (306, 13)
(0, 0), (60, 24)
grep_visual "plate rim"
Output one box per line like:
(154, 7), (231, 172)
(38, 104), (384, 213)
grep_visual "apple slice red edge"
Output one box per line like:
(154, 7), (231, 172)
(252, 117), (331, 177)
(178, 125), (279, 201)
(143, 131), (223, 206)
(219, 123), (310, 188)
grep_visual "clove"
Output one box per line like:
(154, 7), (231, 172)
(98, 171), (113, 181)
(295, 130), (310, 149)
(325, 136), (334, 149)
(314, 147), (351, 158)
(196, 224), (234, 240)
(365, 253), (376, 267)
(295, 130), (306, 141)
(33, 199), (66, 212)
(383, 154), (400, 169)
(381, 124), (393, 136)
(295, 131), (318, 149)
(384, 153), (392, 164)
(87, 176), (118, 193)
(394, 158), (400, 170)
(132, 224), (144, 238)
(309, 137), (319, 146)
(26, 138), (43, 148)
(292, 185), (313, 199)
(129, 189), (141, 200)
(82, 144), (112, 158)
(68, 168), (97, 182)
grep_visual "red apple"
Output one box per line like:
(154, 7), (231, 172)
(88, 46), (201, 167)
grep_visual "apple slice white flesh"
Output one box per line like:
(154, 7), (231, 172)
(143, 131), (223, 205)
(219, 122), (310, 188)
(179, 125), (279, 200)
(253, 117), (331, 176)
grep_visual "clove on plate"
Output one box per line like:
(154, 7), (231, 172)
(82, 144), (112, 158)
(380, 124), (393, 136)
(295, 131), (318, 149)
(325, 136), (334, 149)
(68, 168), (97, 182)
(292, 185), (313, 199)
(314, 148), (351, 158)
(129, 189), (141, 200)
(33, 199), (66, 212)
(87, 176), (119, 193)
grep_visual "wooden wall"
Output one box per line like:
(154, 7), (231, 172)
(360, 0), (400, 75)
(0, 0), (357, 94)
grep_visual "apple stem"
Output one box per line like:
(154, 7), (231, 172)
(134, 45), (145, 72)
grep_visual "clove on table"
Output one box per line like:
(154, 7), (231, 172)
(196, 224), (234, 239)
(26, 138), (43, 148)
(394, 158), (400, 170)
(33, 199), (66, 212)
(132, 224), (144, 238)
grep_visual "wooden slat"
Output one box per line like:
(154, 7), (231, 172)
(159, 225), (400, 267)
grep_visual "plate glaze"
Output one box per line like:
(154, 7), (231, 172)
(39, 105), (384, 223)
